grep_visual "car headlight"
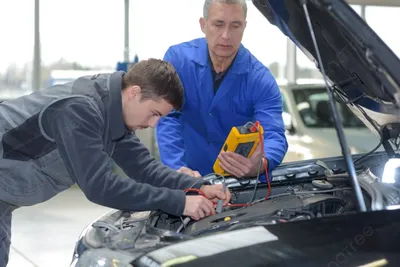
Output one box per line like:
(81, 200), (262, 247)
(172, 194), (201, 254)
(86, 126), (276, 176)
(72, 248), (135, 267)
(382, 158), (400, 184)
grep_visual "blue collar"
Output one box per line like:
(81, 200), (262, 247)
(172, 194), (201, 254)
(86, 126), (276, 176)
(191, 38), (249, 74)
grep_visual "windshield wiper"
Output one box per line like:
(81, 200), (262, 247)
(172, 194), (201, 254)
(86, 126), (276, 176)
(301, 0), (367, 212)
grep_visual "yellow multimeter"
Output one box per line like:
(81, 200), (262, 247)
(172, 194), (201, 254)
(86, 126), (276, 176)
(213, 121), (264, 176)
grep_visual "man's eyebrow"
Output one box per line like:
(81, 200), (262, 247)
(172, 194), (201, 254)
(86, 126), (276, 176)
(212, 19), (243, 25)
(231, 20), (243, 25)
(154, 110), (162, 116)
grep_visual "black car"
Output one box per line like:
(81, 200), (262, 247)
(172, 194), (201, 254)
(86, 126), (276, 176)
(70, 1), (400, 266)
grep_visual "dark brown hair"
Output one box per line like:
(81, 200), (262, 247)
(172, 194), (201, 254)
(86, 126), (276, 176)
(123, 58), (184, 110)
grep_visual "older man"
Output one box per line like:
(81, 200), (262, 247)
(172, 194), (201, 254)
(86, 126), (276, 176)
(156, 0), (288, 180)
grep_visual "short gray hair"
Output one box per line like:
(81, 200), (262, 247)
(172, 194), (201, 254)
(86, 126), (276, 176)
(203, 0), (247, 20)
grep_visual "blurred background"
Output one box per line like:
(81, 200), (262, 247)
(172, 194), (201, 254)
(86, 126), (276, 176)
(1, 0), (399, 266)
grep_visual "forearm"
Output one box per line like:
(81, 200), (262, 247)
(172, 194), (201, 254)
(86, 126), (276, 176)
(263, 131), (288, 170)
(80, 161), (188, 216)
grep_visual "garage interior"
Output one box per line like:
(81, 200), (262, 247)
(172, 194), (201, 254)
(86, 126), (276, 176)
(1, 0), (399, 266)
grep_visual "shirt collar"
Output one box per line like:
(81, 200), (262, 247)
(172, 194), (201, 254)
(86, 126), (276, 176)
(107, 71), (127, 141)
(208, 49), (234, 77)
(192, 38), (249, 74)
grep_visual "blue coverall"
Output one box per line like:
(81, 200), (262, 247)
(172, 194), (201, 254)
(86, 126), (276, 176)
(156, 38), (288, 181)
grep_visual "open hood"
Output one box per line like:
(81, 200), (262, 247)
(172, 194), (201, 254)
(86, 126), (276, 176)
(253, 0), (400, 146)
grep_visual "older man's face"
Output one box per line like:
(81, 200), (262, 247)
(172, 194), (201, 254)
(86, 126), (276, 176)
(200, 2), (247, 59)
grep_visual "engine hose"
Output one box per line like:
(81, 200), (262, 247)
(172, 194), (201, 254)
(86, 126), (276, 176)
(358, 179), (383, 210)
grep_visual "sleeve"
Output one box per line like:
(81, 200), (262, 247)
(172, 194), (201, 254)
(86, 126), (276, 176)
(112, 133), (208, 190)
(155, 46), (187, 169)
(253, 70), (288, 173)
(43, 97), (192, 216)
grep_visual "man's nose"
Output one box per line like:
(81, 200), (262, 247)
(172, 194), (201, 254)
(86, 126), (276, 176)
(148, 117), (160, 128)
(221, 27), (231, 40)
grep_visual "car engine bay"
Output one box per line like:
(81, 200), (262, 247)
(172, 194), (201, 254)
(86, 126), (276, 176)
(155, 181), (352, 235)
(152, 157), (399, 237)
(78, 152), (400, 258)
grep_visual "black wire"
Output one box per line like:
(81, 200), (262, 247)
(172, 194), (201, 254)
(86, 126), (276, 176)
(247, 154), (264, 205)
(244, 122), (266, 205)
(225, 154), (264, 214)
(187, 172), (225, 189)
(331, 85), (385, 166)
(354, 138), (383, 165)
(332, 87), (383, 139)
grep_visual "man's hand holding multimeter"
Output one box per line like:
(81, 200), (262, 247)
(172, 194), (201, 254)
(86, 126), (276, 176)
(217, 142), (265, 178)
(214, 121), (267, 178)
(180, 121), (265, 221)
(180, 121), (267, 179)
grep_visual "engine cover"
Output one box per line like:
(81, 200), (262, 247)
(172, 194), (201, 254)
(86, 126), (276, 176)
(184, 194), (343, 235)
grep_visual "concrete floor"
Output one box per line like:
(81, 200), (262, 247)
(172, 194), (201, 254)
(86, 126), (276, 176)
(7, 188), (111, 267)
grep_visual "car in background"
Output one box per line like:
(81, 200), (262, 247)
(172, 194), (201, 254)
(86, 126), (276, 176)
(280, 82), (383, 162)
(70, 1), (400, 266)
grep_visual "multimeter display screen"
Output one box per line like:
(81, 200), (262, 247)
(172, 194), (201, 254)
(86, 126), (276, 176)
(234, 141), (255, 157)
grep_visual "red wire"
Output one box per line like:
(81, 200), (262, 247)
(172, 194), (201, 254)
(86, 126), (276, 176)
(184, 188), (208, 198)
(184, 188), (249, 207)
(257, 123), (271, 200)
(183, 122), (271, 209)
(183, 188), (220, 206)
(226, 125), (270, 208)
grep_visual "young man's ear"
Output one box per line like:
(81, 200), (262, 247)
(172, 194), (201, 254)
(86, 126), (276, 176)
(128, 85), (141, 101)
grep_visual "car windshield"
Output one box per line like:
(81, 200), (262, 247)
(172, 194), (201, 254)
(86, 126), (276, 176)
(292, 87), (366, 128)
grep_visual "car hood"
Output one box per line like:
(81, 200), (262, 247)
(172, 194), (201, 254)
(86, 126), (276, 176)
(137, 209), (400, 267)
(253, 0), (400, 141)
(74, 208), (400, 267)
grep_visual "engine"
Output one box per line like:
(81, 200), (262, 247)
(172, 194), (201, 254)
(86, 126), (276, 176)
(154, 178), (356, 236)
(80, 165), (400, 258)
(154, 168), (400, 236)
(77, 156), (400, 262)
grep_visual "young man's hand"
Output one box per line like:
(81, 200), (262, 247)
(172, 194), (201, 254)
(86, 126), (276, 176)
(200, 184), (231, 207)
(177, 166), (201, 178)
(183, 185), (231, 220)
(183, 196), (215, 220)
(217, 144), (265, 178)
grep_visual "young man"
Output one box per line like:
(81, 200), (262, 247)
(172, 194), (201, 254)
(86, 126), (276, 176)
(0, 59), (230, 266)
(156, 0), (288, 180)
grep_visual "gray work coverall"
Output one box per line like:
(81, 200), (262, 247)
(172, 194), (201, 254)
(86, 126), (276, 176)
(0, 71), (205, 266)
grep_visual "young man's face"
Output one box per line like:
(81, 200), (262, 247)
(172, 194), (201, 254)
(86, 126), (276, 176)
(200, 2), (246, 58)
(121, 86), (173, 131)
